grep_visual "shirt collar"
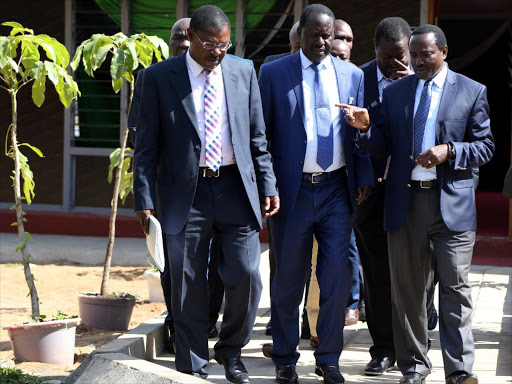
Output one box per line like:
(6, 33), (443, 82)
(299, 49), (333, 71)
(376, 65), (393, 84)
(186, 50), (222, 78)
(419, 62), (448, 89)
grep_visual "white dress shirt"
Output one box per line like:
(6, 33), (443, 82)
(376, 66), (394, 103)
(185, 50), (235, 166)
(300, 50), (345, 173)
(411, 63), (448, 181)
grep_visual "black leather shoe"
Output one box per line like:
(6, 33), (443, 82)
(266, 319), (272, 336)
(276, 364), (298, 384)
(181, 371), (208, 379)
(364, 357), (395, 376)
(399, 372), (425, 384)
(428, 305), (438, 330)
(208, 323), (218, 338)
(446, 371), (478, 384)
(315, 363), (345, 384)
(215, 353), (249, 384)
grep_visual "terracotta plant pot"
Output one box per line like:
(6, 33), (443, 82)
(3, 318), (80, 365)
(143, 270), (165, 302)
(77, 292), (136, 331)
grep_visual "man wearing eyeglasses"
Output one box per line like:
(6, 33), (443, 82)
(133, 5), (279, 382)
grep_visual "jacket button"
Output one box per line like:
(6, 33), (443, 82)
(304, 140), (307, 144)
(195, 144), (200, 150)
(378, 177), (383, 182)
(299, 161), (304, 166)
(407, 183), (411, 187)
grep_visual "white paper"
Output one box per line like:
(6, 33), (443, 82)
(146, 215), (165, 272)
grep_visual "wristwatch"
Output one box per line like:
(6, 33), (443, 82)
(447, 142), (456, 159)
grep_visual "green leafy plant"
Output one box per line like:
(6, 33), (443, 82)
(0, 22), (79, 318)
(30, 311), (79, 323)
(71, 32), (168, 296)
(106, 292), (139, 300)
(0, 367), (45, 384)
(146, 258), (161, 273)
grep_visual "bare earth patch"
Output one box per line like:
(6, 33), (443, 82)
(0, 263), (167, 381)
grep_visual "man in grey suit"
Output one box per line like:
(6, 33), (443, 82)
(340, 24), (494, 384)
(133, 5), (279, 382)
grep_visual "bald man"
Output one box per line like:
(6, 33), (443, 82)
(335, 19), (354, 50)
(330, 39), (351, 62)
(263, 22), (300, 64)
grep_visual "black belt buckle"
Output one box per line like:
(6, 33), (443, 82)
(201, 168), (220, 177)
(311, 172), (324, 184)
(419, 180), (429, 189)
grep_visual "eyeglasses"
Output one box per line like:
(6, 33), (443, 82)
(191, 29), (232, 51)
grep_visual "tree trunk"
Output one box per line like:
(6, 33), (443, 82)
(100, 79), (135, 296)
(10, 90), (40, 317)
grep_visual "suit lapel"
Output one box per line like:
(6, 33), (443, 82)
(365, 60), (379, 109)
(169, 54), (200, 139)
(220, 57), (238, 139)
(289, 53), (305, 127)
(435, 69), (457, 143)
(404, 75), (418, 149)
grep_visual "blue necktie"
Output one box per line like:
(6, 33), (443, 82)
(413, 80), (432, 160)
(312, 62), (333, 171)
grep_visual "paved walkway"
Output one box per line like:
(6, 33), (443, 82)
(152, 248), (512, 384)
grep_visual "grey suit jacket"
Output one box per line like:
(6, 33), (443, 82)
(133, 54), (277, 234)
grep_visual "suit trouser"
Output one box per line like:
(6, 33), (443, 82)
(269, 171), (352, 366)
(388, 186), (475, 378)
(353, 192), (395, 360)
(166, 171), (262, 374)
(208, 236), (225, 326)
(307, 230), (360, 338)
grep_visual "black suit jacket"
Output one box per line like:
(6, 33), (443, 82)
(263, 52), (290, 65)
(353, 59), (386, 224)
(133, 54), (277, 234)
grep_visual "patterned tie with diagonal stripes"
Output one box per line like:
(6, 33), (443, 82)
(203, 69), (222, 171)
(413, 79), (432, 160)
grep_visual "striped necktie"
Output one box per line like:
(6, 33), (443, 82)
(413, 80), (432, 160)
(203, 69), (222, 171)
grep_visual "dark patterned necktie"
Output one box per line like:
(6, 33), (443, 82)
(413, 80), (432, 160)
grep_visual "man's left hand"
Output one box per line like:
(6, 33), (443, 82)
(356, 185), (373, 205)
(262, 196), (280, 218)
(416, 144), (450, 169)
(391, 59), (414, 80)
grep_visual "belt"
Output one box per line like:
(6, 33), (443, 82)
(302, 167), (345, 184)
(199, 164), (237, 177)
(411, 179), (437, 189)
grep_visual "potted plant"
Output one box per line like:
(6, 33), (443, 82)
(0, 21), (80, 365)
(143, 260), (165, 302)
(71, 32), (168, 331)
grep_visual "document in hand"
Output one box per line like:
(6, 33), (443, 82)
(146, 215), (165, 272)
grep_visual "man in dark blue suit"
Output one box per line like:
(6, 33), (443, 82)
(341, 24), (494, 384)
(353, 17), (413, 377)
(133, 5), (279, 382)
(259, 5), (373, 384)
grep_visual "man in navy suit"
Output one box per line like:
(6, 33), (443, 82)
(340, 24), (494, 384)
(133, 5), (279, 382)
(353, 17), (413, 377)
(259, 5), (373, 384)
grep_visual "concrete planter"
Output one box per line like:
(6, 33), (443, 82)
(78, 292), (136, 331)
(143, 270), (164, 302)
(4, 318), (80, 365)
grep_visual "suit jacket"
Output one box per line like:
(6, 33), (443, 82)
(504, 165), (512, 199)
(352, 59), (386, 224)
(133, 54), (277, 234)
(263, 52), (290, 65)
(258, 52), (374, 216)
(357, 68), (495, 232)
(128, 54), (253, 147)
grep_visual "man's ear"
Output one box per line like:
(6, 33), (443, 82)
(187, 28), (194, 42)
(442, 45), (448, 60)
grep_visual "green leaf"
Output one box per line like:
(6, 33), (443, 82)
(158, 38), (170, 60)
(23, 35), (56, 63)
(5, 56), (19, 72)
(44, 61), (59, 87)
(92, 42), (114, 71)
(31, 61), (44, 79)
(112, 76), (124, 94)
(82, 38), (99, 77)
(124, 40), (138, 71)
(32, 76), (46, 107)
(2, 21), (24, 28)
(0, 36), (8, 57)
(16, 241), (27, 252)
(110, 48), (125, 81)
(55, 81), (75, 108)
(19, 143), (44, 157)
(108, 148), (121, 183)
(25, 232), (33, 241)
(39, 34), (69, 67)
(112, 32), (128, 46)
(10, 222), (18, 226)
